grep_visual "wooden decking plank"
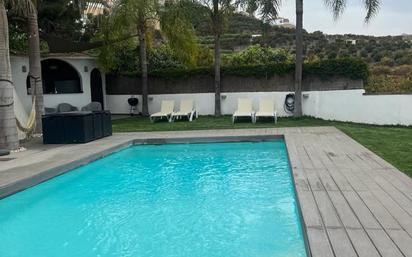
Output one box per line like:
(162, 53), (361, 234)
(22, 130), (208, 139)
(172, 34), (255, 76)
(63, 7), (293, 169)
(367, 229), (404, 257)
(374, 168), (412, 194)
(296, 188), (324, 228)
(328, 191), (362, 229)
(368, 188), (412, 236)
(313, 190), (342, 228)
(386, 229), (412, 257)
(336, 168), (369, 192)
(284, 128), (412, 257)
(346, 229), (381, 257)
(307, 227), (335, 257)
(341, 189), (382, 230)
(304, 142), (340, 192)
(306, 169), (326, 191)
(327, 228), (358, 257)
(358, 191), (402, 230)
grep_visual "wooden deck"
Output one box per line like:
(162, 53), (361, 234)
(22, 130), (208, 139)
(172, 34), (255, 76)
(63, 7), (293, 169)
(284, 127), (412, 257)
(1, 127), (411, 257)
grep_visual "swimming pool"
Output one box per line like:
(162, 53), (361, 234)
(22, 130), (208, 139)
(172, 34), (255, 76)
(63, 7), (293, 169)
(0, 140), (307, 257)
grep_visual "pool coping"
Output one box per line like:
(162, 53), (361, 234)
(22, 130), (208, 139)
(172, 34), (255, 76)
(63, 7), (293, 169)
(0, 133), (313, 257)
(0, 135), (285, 200)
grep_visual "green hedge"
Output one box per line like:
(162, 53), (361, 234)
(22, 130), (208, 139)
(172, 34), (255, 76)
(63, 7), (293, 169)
(304, 58), (369, 82)
(117, 58), (369, 82)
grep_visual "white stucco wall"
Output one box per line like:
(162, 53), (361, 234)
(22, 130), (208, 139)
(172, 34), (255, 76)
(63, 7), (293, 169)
(106, 92), (295, 116)
(302, 89), (412, 126)
(10, 55), (412, 128)
(106, 90), (412, 126)
(11, 55), (104, 120)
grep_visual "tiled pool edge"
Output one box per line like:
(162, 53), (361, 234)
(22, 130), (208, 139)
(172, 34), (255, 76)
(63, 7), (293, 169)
(0, 133), (313, 257)
(284, 140), (313, 257)
(0, 141), (133, 199)
(0, 135), (284, 200)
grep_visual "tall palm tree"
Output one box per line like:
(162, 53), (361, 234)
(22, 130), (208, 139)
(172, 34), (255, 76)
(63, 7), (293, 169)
(198, 0), (282, 116)
(294, 0), (381, 117)
(27, 1), (44, 134)
(7, 0), (44, 134)
(100, 0), (197, 116)
(0, 0), (19, 150)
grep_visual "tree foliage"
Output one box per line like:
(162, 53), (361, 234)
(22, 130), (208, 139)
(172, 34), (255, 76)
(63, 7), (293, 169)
(95, 0), (199, 72)
(228, 45), (292, 66)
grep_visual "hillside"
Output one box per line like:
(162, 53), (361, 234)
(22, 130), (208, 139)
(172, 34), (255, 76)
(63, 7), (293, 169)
(185, 2), (412, 66)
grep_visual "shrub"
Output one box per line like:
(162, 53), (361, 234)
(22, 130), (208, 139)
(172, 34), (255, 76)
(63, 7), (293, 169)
(227, 45), (293, 66)
(366, 65), (412, 93)
(132, 58), (369, 82)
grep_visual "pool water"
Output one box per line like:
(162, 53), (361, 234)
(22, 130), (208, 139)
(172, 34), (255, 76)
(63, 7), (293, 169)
(0, 141), (307, 257)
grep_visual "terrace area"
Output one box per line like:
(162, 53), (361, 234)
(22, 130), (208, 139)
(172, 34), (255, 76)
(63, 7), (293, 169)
(2, 0), (412, 256)
(1, 125), (412, 257)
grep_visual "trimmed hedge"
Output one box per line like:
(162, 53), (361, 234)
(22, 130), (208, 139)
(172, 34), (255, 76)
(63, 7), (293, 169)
(304, 58), (369, 82)
(117, 58), (369, 82)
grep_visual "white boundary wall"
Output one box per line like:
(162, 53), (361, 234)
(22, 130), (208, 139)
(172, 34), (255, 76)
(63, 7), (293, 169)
(106, 92), (295, 116)
(302, 89), (412, 126)
(107, 89), (412, 126)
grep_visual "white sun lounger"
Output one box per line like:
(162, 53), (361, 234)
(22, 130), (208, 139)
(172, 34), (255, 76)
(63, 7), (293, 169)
(232, 98), (255, 123)
(150, 100), (175, 122)
(171, 99), (197, 122)
(255, 99), (277, 123)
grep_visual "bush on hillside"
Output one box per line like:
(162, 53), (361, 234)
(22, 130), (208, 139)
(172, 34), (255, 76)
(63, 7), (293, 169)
(227, 45), (293, 66)
(366, 65), (412, 93)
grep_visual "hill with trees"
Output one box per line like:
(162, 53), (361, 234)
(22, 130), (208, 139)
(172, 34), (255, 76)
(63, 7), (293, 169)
(8, 1), (412, 93)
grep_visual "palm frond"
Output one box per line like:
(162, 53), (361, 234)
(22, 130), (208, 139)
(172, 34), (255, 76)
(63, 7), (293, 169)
(239, 0), (281, 23)
(364, 0), (380, 22)
(324, 0), (346, 20)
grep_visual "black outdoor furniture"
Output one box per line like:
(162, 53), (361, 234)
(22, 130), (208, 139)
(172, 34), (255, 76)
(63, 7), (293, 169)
(92, 112), (103, 139)
(42, 114), (66, 144)
(0, 149), (10, 156)
(57, 103), (78, 113)
(42, 111), (112, 144)
(102, 111), (113, 137)
(45, 107), (57, 114)
(81, 102), (102, 112)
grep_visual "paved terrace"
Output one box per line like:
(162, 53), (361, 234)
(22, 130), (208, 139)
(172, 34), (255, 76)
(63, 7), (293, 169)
(1, 127), (412, 257)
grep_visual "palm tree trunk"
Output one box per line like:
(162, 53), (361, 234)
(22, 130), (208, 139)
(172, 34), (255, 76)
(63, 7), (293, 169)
(0, 1), (19, 150)
(214, 33), (221, 116)
(139, 23), (149, 116)
(212, 0), (221, 116)
(27, 10), (44, 134)
(294, 0), (303, 117)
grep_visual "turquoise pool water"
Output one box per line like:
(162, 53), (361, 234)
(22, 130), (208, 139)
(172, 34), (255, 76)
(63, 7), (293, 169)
(0, 141), (307, 257)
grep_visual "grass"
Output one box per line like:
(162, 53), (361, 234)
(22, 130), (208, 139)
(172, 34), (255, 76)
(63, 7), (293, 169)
(112, 115), (412, 177)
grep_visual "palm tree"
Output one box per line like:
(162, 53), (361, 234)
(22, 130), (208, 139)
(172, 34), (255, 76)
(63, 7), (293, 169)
(6, 0), (44, 134)
(27, 2), (44, 134)
(100, 0), (197, 116)
(293, 0), (381, 117)
(198, 0), (282, 116)
(0, 0), (19, 150)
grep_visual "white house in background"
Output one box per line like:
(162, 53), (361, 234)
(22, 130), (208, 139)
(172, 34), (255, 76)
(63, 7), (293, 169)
(11, 54), (105, 138)
(272, 18), (295, 29)
(345, 39), (357, 45)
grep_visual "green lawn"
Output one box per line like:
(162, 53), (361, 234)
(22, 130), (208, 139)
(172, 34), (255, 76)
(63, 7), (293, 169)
(112, 116), (412, 177)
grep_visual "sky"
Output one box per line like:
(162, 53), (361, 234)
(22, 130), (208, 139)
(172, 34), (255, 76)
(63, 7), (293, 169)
(276, 0), (412, 36)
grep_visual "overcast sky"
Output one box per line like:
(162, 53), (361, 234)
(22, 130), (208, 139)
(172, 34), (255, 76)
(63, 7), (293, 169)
(277, 0), (412, 36)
